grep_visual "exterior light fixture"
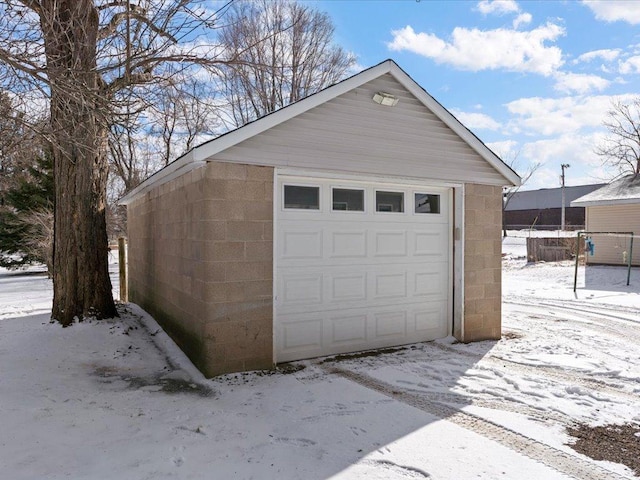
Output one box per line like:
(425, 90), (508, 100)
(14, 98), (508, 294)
(372, 92), (399, 107)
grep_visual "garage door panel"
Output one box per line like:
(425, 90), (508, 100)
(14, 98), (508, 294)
(276, 175), (452, 363)
(278, 264), (448, 314)
(277, 301), (448, 362)
(329, 314), (368, 345)
(280, 273), (323, 306)
(375, 311), (408, 338)
(373, 271), (407, 299)
(374, 231), (408, 257)
(281, 230), (323, 259)
(415, 306), (448, 336)
(281, 317), (323, 352)
(413, 269), (448, 297)
(414, 227), (449, 257)
(330, 230), (368, 258)
(331, 273), (367, 301)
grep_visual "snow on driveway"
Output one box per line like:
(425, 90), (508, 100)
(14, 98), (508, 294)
(0, 239), (639, 479)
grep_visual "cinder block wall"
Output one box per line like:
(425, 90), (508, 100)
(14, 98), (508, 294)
(200, 162), (274, 376)
(462, 183), (503, 341)
(127, 161), (274, 377)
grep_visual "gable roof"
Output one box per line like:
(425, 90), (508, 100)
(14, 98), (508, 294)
(571, 174), (640, 207)
(120, 59), (520, 205)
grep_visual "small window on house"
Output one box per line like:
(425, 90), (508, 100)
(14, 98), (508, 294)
(415, 193), (441, 214)
(332, 188), (364, 211)
(376, 191), (404, 212)
(284, 185), (319, 210)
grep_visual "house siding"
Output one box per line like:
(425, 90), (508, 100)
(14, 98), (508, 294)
(463, 184), (503, 341)
(210, 74), (506, 186)
(128, 162), (274, 377)
(585, 204), (640, 266)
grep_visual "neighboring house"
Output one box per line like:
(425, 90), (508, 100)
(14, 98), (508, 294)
(572, 175), (640, 266)
(119, 60), (520, 377)
(504, 184), (605, 230)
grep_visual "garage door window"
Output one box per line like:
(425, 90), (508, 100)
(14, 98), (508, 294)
(332, 188), (364, 211)
(376, 191), (404, 213)
(415, 193), (440, 214)
(284, 185), (319, 210)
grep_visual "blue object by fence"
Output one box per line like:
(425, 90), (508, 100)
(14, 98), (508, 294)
(585, 237), (595, 256)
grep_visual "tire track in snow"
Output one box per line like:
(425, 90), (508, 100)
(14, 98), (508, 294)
(431, 342), (640, 403)
(505, 299), (640, 342)
(393, 381), (573, 426)
(324, 365), (632, 480)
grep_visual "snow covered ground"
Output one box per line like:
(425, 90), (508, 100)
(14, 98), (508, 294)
(1, 238), (639, 479)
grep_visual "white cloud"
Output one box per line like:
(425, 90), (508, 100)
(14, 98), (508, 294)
(486, 139), (519, 157)
(476, 0), (520, 15)
(450, 109), (501, 130)
(513, 13), (532, 28)
(576, 48), (621, 63)
(521, 134), (598, 166)
(553, 72), (610, 94)
(582, 0), (640, 25)
(505, 94), (638, 136)
(476, 1), (531, 29)
(516, 133), (617, 189)
(388, 23), (565, 76)
(486, 140), (521, 165)
(619, 55), (640, 74)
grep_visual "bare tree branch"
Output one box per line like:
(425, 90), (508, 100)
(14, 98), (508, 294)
(596, 98), (640, 176)
(99, 10), (177, 42)
(217, 0), (355, 128)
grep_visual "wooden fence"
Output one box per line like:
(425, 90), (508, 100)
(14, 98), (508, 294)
(526, 237), (583, 263)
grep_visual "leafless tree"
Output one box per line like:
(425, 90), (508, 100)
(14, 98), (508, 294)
(501, 151), (540, 237)
(0, 0), (244, 325)
(218, 0), (355, 128)
(149, 75), (220, 167)
(20, 208), (54, 275)
(0, 90), (37, 196)
(596, 98), (640, 176)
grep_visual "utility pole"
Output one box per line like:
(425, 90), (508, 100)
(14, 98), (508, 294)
(561, 163), (570, 230)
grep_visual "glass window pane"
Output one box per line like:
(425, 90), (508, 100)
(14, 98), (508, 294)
(284, 185), (319, 209)
(415, 193), (441, 214)
(332, 188), (364, 211)
(376, 191), (404, 212)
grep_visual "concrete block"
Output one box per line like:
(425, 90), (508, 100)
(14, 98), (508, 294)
(227, 221), (266, 241)
(244, 201), (273, 221)
(246, 165), (274, 181)
(244, 241), (273, 262)
(225, 261), (270, 282)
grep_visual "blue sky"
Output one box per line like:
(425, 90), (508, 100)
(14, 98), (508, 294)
(312, 0), (640, 190)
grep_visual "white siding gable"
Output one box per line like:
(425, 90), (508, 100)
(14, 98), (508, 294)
(211, 74), (506, 185)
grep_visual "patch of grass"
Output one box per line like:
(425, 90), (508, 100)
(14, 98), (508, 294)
(502, 331), (523, 340)
(567, 423), (640, 475)
(320, 346), (406, 364)
(212, 363), (306, 385)
(275, 363), (306, 375)
(92, 366), (213, 397)
(124, 375), (214, 397)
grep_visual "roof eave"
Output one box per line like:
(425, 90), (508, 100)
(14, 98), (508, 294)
(118, 151), (199, 205)
(571, 197), (640, 207)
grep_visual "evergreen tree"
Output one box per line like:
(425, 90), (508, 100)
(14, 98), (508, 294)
(0, 150), (54, 272)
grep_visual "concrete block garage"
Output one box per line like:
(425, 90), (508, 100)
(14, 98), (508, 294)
(120, 60), (520, 377)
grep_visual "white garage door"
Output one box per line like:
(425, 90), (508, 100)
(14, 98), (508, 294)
(275, 174), (452, 363)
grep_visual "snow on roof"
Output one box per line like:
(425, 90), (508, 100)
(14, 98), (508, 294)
(571, 174), (640, 207)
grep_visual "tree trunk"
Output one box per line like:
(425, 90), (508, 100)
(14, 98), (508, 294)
(42, 0), (117, 325)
